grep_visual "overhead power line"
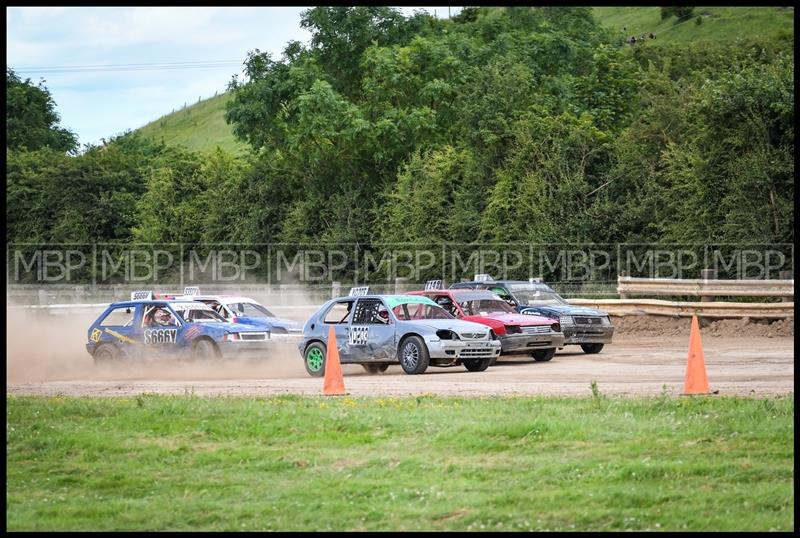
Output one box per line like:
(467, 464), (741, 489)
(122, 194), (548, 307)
(11, 60), (243, 74)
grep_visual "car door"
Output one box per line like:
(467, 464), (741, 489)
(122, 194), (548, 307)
(138, 303), (182, 353)
(321, 299), (355, 360)
(92, 304), (139, 354)
(348, 298), (395, 361)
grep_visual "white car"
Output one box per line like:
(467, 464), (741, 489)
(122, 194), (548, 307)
(168, 288), (303, 336)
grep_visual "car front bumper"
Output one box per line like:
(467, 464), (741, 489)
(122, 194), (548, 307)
(426, 339), (502, 360)
(499, 331), (565, 354)
(217, 340), (274, 359)
(562, 326), (614, 345)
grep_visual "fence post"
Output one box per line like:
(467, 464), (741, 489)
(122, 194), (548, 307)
(700, 269), (717, 302)
(394, 277), (409, 294)
(618, 272), (629, 299)
(780, 270), (793, 302)
(697, 268), (718, 328)
(331, 281), (341, 299)
(75, 285), (85, 304)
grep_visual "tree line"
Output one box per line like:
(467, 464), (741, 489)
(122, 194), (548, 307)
(6, 7), (794, 281)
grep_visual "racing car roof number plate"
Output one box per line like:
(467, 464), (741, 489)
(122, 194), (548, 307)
(424, 279), (443, 290)
(474, 274), (494, 282)
(182, 286), (200, 296)
(349, 286), (371, 296)
(131, 290), (153, 300)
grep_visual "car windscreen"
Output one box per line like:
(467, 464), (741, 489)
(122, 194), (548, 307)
(459, 299), (516, 316)
(392, 302), (454, 321)
(226, 301), (275, 318)
(507, 286), (567, 306)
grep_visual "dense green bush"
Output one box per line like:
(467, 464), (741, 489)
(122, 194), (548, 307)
(6, 7), (794, 280)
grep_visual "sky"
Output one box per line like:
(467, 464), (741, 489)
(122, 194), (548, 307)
(6, 6), (462, 148)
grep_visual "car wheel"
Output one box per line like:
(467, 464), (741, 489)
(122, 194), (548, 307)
(532, 348), (556, 362)
(581, 343), (604, 354)
(362, 363), (389, 375)
(304, 342), (326, 377)
(463, 357), (492, 372)
(193, 338), (220, 360)
(398, 336), (430, 375)
(93, 343), (119, 366)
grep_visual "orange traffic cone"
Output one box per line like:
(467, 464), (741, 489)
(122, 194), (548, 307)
(683, 315), (710, 395)
(323, 324), (346, 396)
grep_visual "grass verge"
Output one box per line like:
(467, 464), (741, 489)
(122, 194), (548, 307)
(6, 394), (794, 531)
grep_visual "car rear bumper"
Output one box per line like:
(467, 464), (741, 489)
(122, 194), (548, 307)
(500, 332), (565, 354)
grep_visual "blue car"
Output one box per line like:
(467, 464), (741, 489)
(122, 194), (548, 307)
(85, 294), (273, 364)
(450, 277), (614, 354)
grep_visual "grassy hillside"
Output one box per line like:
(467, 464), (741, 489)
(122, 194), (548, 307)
(135, 7), (793, 155)
(137, 91), (246, 155)
(593, 6), (794, 44)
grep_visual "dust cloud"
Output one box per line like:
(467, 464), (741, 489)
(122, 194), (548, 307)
(5, 290), (326, 383)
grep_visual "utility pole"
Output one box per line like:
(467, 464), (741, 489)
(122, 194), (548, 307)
(448, 6), (451, 18)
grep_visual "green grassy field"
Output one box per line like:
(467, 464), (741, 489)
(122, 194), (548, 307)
(593, 6), (794, 44)
(6, 394), (793, 531)
(136, 91), (247, 155)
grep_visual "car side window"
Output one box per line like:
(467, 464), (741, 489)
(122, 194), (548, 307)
(323, 301), (354, 324)
(142, 305), (180, 327)
(203, 300), (227, 317)
(491, 287), (517, 306)
(433, 295), (459, 316)
(99, 306), (135, 327)
(352, 299), (390, 324)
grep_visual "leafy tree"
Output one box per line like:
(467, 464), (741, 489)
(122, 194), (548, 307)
(6, 69), (77, 153)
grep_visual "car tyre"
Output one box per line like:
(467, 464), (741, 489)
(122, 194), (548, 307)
(93, 343), (119, 366)
(463, 357), (492, 372)
(193, 338), (220, 360)
(532, 348), (556, 362)
(398, 336), (430, 375)
(362, 363), (389, 375)
(304, 342), (327, 377)
(581, 343), (604, 354)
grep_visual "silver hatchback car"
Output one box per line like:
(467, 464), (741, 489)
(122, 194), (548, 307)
(298, 293), (502, 375)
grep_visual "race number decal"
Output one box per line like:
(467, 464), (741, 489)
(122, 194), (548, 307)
(144, 329), (178, 345)
(348, 326), (369, 346)
(90, 328), (102, 342)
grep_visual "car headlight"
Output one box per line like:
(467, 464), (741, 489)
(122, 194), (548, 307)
(224, 333), (240, 342)
(505, 324), (522, 334)
(551, 323), (561, 333)
(559, 315), (573, 326)
(601, 316), (612, 326)
(436, 329), (460, 340)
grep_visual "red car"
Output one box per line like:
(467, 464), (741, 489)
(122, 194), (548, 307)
(406, 285), (565, 362)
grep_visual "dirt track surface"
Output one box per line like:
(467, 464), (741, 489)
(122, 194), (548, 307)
(7, 335), (793, 398)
